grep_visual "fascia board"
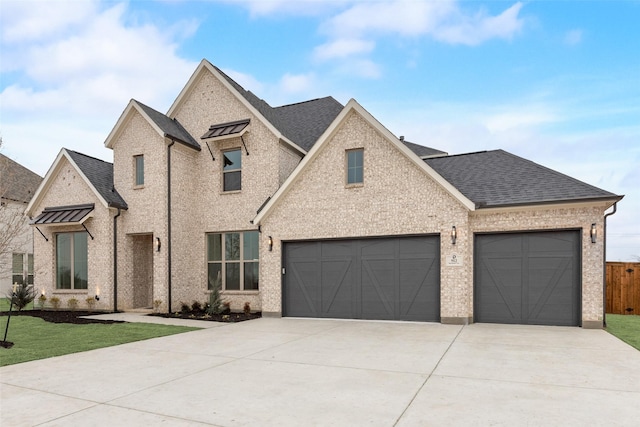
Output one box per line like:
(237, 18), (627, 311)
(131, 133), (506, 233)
(470, 196), (624, 214)
(167, 59), (303, 154)
(105, 100), (166, 149)
(254, 98), (475, 225)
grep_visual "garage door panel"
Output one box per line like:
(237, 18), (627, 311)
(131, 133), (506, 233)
(284, 236), (440, 321)
(321, 260), (354, 317)
(287, 260), (320, 317)
(475, 231), (580, 326)
(361, 258), (396, 319)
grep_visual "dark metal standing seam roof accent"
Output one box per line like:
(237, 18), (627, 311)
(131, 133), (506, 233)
(201, 119), (250, 139)
(31, 204), (95, 225)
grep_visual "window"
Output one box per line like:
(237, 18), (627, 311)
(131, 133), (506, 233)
(134, 155), (144, 186)
(11, 253), (33, 286)
(346, 149), (363, 184)
(12, 253), (24, 285)
(207, 231), (259, 291)
(222, 149), (241, 191)
(56, 232), (88, 289)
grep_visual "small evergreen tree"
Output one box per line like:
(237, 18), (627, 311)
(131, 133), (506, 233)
(207, 271), (222, 315)
(6, 283), (35, 311)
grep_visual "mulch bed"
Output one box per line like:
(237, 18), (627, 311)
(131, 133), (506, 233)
(0, 310), (261, 324)
(150, 311), (262, 323)
(0, 310), (123, 324)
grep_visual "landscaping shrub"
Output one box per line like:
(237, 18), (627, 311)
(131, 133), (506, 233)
(5, 283), (36, 311)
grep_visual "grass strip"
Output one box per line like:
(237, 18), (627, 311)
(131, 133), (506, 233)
(0, 316), (199, 367)
(606, 314), (640, 351)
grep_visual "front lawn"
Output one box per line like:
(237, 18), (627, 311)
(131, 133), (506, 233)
(0, 315), (199, 367)
(606, 314), (640, 351)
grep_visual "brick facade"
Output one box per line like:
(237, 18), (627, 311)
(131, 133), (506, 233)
(27, 61), (614, 327)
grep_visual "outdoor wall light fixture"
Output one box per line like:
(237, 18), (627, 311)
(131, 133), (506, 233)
(451, 226), (457, 245)
(590, 223), (597, 244)
(268, 236), (273, 252)
(155, 237), (161, 252)
(95, 295), (100, 301)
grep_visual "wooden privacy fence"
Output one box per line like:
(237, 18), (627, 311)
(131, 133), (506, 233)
(606, 262), (640, 315)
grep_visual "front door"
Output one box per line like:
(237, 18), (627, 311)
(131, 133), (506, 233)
(132, 234), (153, 309)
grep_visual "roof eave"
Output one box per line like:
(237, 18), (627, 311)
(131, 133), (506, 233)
(473, 195), (624, 212)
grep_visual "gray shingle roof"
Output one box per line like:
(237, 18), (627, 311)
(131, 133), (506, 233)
(401, 139), (447, 158)
(213, 65), (343, 152)
(425, 149), (621, 208)
(135, 101), (200, 150)
(66, 150), (128, 209)
(0, 153), (42, 203)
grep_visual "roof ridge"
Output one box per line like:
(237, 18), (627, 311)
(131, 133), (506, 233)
(273, 96), (337, 109)
(430, 150), (491, 159)
(66, 149), (112, 165)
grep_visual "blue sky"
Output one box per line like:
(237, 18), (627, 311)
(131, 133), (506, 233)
(1, 0), (638, 260)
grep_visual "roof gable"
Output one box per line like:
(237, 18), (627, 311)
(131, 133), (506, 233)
(425, 150), (622, 208)
(0, 153), (42, 203)
(167, 59), (343, 154)
(253, 99), (476, 224)
(105, 100), (199, 150)
(26, 149), (127, 217)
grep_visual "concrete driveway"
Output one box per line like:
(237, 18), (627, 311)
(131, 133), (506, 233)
(1, 317), (639, 426)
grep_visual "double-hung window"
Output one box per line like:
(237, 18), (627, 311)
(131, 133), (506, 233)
(12, 253), (34, 286)
(134, 155), (144, 187)
(56, 232), (88, 289)
(207, 231), (259, 291)
(346, 148), (363, 185)
(222, 149), (241, 191)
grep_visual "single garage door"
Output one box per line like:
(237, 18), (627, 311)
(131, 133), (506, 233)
(283, 236), (440, 321)
(475, 230), (581, 326)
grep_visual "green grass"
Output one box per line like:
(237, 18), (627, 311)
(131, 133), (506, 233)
(0, 297), (35, 311)
(606, 314), (640, 351)
(0, 316), (199, 367)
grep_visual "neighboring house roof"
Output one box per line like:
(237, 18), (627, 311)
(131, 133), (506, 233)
(0, 153), (42, 203)
(400, 138), (448, 158)
(105, 99), (200, 150)
(65, 150), (128, 209)
(253, 99), (476, 225)
(425, 149), (622, 209)
(26, 149), (127, 218)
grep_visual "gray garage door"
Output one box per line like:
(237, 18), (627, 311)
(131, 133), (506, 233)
(474, 231), (581, 326)
(283, 236), (440, 321)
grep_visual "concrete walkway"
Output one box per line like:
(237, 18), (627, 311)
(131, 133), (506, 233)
(1, 316), (639, 426)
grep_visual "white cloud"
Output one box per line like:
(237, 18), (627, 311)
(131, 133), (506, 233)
(564, 29), (583, 46)
(220, 68), (265, 94)
(279, 73), (316, 94)
(313, 39), (375, 61)
(433, 2), (524, 45)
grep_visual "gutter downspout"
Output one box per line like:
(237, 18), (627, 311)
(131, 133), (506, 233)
(167, 139), (175, 313)
(603, 202), (618, 328)
(113, 208), (121, 312)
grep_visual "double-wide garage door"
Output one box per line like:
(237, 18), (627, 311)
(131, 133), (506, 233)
(475, 231), (581, 326)
(283, 236), (440, 321)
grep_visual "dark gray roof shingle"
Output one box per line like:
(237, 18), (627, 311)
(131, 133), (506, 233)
(425, 149), (621, 208)
(135, 101), (200, 150)
(66, 150), (128, 209)
(213, 64), (343, 152)
(1, 154), (42, 204)
(401, 139), (447, 158)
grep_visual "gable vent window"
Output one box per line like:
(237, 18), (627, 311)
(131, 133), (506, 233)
(223, 149), (241, 192)
(346, 148), (363, 185)
(134, 155), (144, 187)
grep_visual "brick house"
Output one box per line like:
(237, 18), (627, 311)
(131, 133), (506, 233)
(25, 59), (622, 327)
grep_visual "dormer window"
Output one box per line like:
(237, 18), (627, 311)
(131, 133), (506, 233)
(134, 155), (144, 187)
(223, 149), (241, 192)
